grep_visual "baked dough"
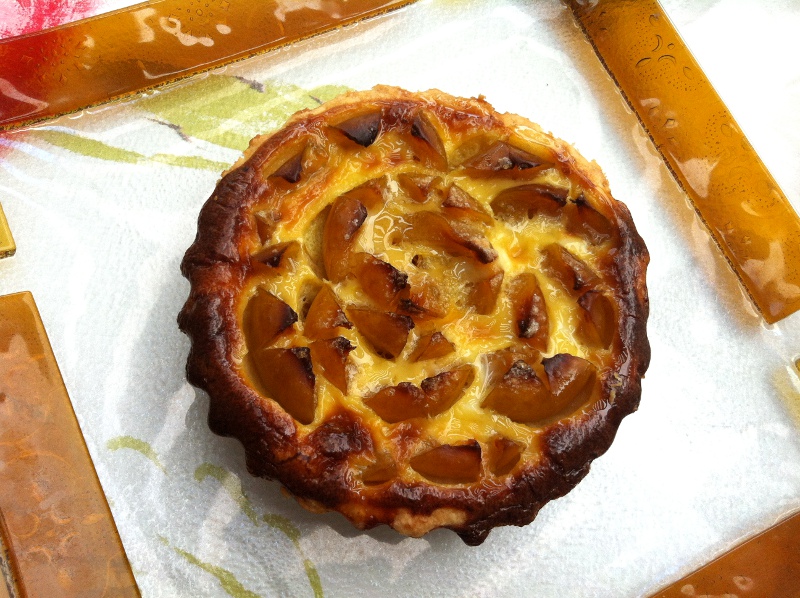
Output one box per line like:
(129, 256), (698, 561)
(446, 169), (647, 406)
(178, 87), (650, 545)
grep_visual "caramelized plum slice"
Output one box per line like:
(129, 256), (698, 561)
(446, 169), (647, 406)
(352, 252), (409, 309)
(310, 337), (354, 394)
(398, 277), (448, 319)
(334, 111), (382, 147)
(304, 285), (351, 340)
(508, 273), (549, 352)
(481, 361), (553, 423)
(366, 365), (474, 423)
(543, 353), (597, 409)
(442, 184), (493, 225)
(342, 179), (385, 212)
(409, 332), (455, 362)
(323, 195), (368, 282)
(253, 211), (278, 244)
(463, 141), (545, 174)
(487, 436), (523, 477)
(577, 291), (616, 349)
(244, 289), (298, 352)
(468, 267), (504, 315)
(483, 347), (541, 388)
(420, 365), (475, 412)
(566, 196), (614, 245)
(252, 347), (316, 425)
(410, 441), (481, 484)
(348, 308), (414, 359)
(397, 173), (443, 203)
(252, 240), (300, 270)
(490, 184), (567, 221)
(411, 112), (447, 164)
(365, 382), (426, 422)
(405, 211), (497, 264)
(540, 244), (599, 296)
(361, 454), (398, 485)
(270, 147), (305, 183)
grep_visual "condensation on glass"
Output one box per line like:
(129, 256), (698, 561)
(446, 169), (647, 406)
(0, 0), (416, 131)
(567, 0), (800, 324)
(0, 292), (140, 597)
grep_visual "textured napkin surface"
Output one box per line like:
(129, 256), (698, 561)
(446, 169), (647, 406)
(1, 1), (799, 597)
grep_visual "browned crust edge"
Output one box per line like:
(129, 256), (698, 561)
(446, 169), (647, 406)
(178, 86), (650, 546)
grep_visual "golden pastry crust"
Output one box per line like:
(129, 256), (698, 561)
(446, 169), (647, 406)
(178, 86), (650, 545)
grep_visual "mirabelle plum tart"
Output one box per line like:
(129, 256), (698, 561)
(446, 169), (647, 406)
(178, 87), (650, 545)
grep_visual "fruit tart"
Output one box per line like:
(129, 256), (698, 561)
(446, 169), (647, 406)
(178, 86), (650, 545)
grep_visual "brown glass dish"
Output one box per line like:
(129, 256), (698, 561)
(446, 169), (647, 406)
(0, 292), (139, 597)
(178, 87), (650, 545)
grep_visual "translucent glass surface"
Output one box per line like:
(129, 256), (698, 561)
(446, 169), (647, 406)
(0, 1), (799, 596)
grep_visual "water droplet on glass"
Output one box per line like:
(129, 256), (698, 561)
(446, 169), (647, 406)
(652, 34), (662, 52)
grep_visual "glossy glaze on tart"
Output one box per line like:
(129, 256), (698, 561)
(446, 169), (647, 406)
(178, 87), (650, 545)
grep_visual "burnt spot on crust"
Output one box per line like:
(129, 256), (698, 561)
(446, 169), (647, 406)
(178, 87), (649, 546)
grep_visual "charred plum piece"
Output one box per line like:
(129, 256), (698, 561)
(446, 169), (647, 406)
(540, 244), (599, 296)
(577, 291), (616, 349)
(310, 336), (354, 394)
(468, 266), (504, 315)
(405, 211), (497, 264)
(410, 441), (482, 484)
(481, 360), (553, 423)
(252, 240), (300, 270)
(483, 347), (541, 388)
(397, 173), (443, 203)
(566, 196), (614, 245)
(304, 285), (352, 340)
(270, 147), (305, 183)
(409, 332), (456, 362)
(490, 184), (568, 222)
(244, 289), (298, 352)
(352, 252), (409, 309)
(323, 195), (368, 282)
(487, 436), (523, 477)
(542, 353), (597, 409)
(334, 111), (383, 147)
(508, 273), (549, 352)
(442, 184), (493, 225)
(252, 347), (316, 424)
(411, 112), (447, 165)
(366, 365), (474, 422)
(463, 141), (545, 174)
(348, 308), (414, 359)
